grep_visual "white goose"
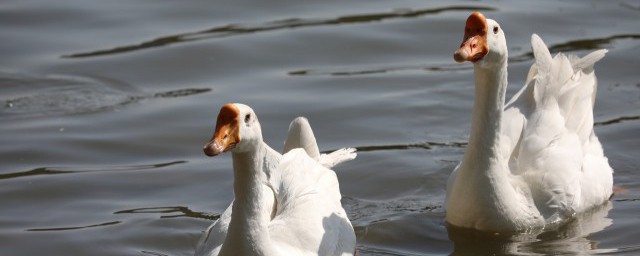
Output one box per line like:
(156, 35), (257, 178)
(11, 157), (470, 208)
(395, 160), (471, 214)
(196, 103), (356, 256)
(445, 12), (613, 232)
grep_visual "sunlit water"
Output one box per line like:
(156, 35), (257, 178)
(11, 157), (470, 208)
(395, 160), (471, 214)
(1, 0), (639, 255)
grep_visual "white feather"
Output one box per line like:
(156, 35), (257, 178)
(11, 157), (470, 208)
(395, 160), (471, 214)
(284, 116), (357, 168)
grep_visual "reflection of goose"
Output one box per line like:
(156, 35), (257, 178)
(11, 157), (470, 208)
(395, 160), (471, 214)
(445, 12), (613, 232)
(448, 202), (613, 255)
(196, 103), (356, 256)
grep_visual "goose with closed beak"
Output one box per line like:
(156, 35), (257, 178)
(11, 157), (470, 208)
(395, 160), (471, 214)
(196, 103), (356, 256)
(445, 12), (613, 232)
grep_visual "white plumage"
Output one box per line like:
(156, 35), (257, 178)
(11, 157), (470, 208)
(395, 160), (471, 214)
(284, 117), (357, 168)
(197, 103), (356, 256)
(446, 12), (613, 232)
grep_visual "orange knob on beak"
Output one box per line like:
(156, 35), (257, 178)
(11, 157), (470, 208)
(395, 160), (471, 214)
(204, 103), (241, 157)
(454, 12), (489, 63)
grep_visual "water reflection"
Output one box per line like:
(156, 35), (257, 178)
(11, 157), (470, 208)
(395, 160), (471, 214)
(447, 202), (613, 255)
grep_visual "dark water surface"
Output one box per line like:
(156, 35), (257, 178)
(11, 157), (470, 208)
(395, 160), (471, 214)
(1, 0), (639, 255)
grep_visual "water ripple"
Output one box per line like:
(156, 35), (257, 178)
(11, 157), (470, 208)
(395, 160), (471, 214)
(289, 63), (471, 77)
(290, 34), (640, 77)
(0, 71), (211, 120)
(0, 161), (186, 180)
(63, 6), (495, 58)
(344, 196), (444, 225)
(141, 251), (170, 256)
(322, 141), (467, 154)
(26, 220), (121, 232)
(620, 2), (640, 12)
(614, 198), (640, 202)
(595, 116), (640, 126)
(114, 206), (219, 220)
(510, 34), (640, 62)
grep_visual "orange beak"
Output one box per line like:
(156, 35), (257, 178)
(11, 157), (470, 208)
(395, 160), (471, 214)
(203, 103), (241, 157)
(454, 12), (489, 63)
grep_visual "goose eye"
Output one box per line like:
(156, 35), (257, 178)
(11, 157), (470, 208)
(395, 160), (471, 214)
(493, 26), (499, 34)
(244, 114), (251, 123)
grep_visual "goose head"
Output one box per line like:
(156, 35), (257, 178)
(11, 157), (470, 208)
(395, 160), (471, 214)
(203, 103), (262, 156)
(453, 12), (507, 68)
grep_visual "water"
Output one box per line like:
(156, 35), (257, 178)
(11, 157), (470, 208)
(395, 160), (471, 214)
(1, 0), (639, 255)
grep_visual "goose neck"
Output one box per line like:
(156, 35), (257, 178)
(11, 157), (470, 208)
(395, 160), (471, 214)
(463, 62), (508, 168)
(220, 142), (277, 255)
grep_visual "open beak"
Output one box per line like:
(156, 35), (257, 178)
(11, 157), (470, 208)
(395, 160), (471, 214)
(453, 12), (489, 63)
(203, 103), (240, 157)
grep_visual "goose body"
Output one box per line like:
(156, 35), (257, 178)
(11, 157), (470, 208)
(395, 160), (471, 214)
(197, 103), (356, 256)
(445, 13), (613, 232)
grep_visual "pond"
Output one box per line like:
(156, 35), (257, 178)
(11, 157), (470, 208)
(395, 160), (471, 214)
(1, 0), (639, 255)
